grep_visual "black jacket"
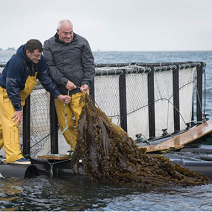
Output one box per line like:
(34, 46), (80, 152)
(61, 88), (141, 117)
(0, 45), (61, 111)
(43, 33), (95, 95)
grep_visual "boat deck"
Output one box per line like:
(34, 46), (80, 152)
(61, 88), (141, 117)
(140, 120), (212, 153)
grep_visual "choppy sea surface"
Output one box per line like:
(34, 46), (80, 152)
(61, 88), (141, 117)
(1, 50), (212, 211)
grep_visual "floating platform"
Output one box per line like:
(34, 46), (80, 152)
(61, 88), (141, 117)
(32, 154), (86, 178)
(171, 159), (212, 179)
(1, 120), (212, 179)
(2, 157), (212, 179)
(0, 155), (85, 179)
(140, 120), (212, 153)
(0, 164), (38, 178)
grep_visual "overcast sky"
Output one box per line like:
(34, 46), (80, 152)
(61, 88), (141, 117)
(0, 0), (212, 51)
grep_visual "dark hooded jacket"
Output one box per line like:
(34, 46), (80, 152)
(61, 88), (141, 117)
(0, 45), (61, 111)
(43, 33), (95, 95)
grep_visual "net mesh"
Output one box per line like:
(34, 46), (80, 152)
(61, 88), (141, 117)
(154, 70), (174, 137)
(94, 74), (120, 125)
(179, 68), (197, 128)
(126, 73), (149, 138)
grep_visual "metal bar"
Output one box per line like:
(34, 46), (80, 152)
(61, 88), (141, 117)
(148, 67), (155, 139)
(173, 65), (180, 132)
(119, 69), (127, 132)
(196, 63), (203, 124)
(23, 95), (30, 158)
(50, 94), (58, 154)
(95, 61), (200, 69)
(90, 79), (95, 101)
(0, 61), (203, 69)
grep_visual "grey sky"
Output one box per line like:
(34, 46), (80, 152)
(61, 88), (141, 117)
(0, 0), (212, 51)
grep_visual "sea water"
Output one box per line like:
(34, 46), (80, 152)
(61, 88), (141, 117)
(1, 50), (212, 211)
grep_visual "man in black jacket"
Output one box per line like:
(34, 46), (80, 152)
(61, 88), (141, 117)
(43, 19), (95, 153)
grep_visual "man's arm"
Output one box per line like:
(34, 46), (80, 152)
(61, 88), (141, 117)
(43, 40), (68, 87)
(37, 57), (71, 103)
(37, 57), (61, 98)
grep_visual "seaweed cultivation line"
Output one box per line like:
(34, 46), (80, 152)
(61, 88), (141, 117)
(71, 94), (208, 189)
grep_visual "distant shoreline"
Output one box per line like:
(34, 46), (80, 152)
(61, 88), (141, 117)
(0, 50), (16, 52)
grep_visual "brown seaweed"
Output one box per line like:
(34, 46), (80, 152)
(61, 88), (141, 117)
(71, 95), (209, 188)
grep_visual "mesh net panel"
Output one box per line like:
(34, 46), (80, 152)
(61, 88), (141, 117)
(29, 89), (51, 157)
(94, 73), (120, 125)
(179, 68), (197, 129)
(154, 70), (174, 137)
(126, 73), (149, 139)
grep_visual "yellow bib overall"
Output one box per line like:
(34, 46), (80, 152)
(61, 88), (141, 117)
(0, 73), (37, 163)
(54, 92), (86, 151)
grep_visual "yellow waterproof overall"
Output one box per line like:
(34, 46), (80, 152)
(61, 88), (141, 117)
(54, 92), (86, 151)
(0, 73), (37, 163)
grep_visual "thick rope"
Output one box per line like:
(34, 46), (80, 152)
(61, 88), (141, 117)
(47, 157), (72, 177)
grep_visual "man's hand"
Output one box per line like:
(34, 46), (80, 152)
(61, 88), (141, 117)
(11, 110), (23, 125)
(57, 95), (71, 104)
(66, 80), (77, 91)
(80, 84), (89, 94)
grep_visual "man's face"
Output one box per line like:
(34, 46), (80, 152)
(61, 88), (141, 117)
(26, 49), (42, 63)
(57, 23), (74, 43)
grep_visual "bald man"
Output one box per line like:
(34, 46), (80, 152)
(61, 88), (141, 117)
(43, 19), (95, 153)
